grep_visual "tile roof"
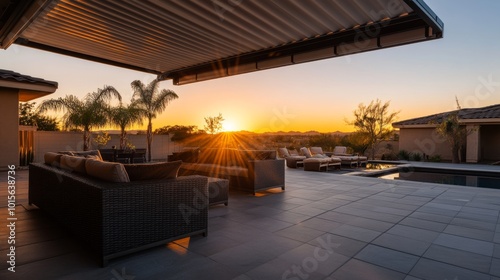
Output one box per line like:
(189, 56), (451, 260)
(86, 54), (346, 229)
(393, 104), (500, 126)
(0, 69), (58, 88)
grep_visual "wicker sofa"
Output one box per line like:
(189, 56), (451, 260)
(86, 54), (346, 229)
(29, 162), (209, 266)
(175, 148), (285, 195)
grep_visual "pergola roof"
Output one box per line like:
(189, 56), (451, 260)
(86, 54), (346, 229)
(0, 0), (443, 85)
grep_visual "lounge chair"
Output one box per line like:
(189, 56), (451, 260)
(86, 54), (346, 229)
(300, 147), (341, 171)
(332, 146), (367, 168)
(278, 147), (305, 168)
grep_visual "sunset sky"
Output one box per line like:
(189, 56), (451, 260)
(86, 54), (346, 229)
(2, 0), (500, 133)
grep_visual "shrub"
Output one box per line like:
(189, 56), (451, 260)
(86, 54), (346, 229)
(381, 153), (398, 160)
(398, 150), (410, 161)
(428, 155), (442, 162)
(411, 152), (422, 161)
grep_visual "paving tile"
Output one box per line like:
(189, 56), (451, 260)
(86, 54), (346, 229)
(491, 258), (500, 277)
(269, 211), (311, 224)
(433, 233), (494, 256)
(275, 224), (325, 243)
(443, 224), (494, 242)
(347, 202), (414, 216)
(277, 243), (350, 278)
(245, 217), (294, 232)
(245, 258), (312, 280)
(456, 211), (499, 223)
(333, 206), (404, 223)
(288, 205), (328, 217)
(424, 202), (463, 211)
(409, 211), (454, 223)
(209, 236), (302, 273)
(329, 224), (382, 243)
(416, 206), (459, 217)
(386, 225), (440, 243)
(300, 217), (342, 232)
(332, 259), (406, 280)
(450, 217), (497, 231)
(346, 216), (395, 232)
(399, 217), (447, 232)
(460, 206), (499, 217)
(410, 258), (490, 280)
(372, 233), (431, 256)
(354, 244), (419, 273)
(423, 244), (492, 273)
(308, 233), (367, 258)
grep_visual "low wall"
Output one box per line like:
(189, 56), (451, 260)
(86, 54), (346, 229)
(32, 131), (184, 163)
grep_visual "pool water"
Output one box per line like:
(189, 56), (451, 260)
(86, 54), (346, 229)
(379, 170), (500, 189)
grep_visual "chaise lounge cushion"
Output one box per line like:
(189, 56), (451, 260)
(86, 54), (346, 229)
(124, 161), (182, 181)
(85, 158), (130, 182)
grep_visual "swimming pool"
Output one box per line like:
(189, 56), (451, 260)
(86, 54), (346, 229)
(375, 166), (500, 189)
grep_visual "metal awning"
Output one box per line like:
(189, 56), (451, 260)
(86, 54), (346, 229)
(0, 0), (443, 85)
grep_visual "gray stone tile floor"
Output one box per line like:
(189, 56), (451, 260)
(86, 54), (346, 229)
(2, 166), (500, 279)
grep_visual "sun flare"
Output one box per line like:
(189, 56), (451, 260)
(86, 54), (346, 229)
(222, 120), (237, 132)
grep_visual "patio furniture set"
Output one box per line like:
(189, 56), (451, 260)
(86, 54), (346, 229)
(28, 148), (283, 266)
(98, 148), (147, 163)
(278, 146), (367, 172)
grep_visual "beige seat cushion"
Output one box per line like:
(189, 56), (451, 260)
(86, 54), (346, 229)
(85, 159), (130, 182)
(277, 147), (290, 158)
(300, 147), (312, 158)
(60, 155), (87, 174)
(124, 161), (182, 181)
(310, 147), (324, 155)
(181, 163), (248, 177)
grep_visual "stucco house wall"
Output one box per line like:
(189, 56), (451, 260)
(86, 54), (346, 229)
(0, 88), (20, 167)
(394, 104), (500, 163)
(398, 127), (452, 161)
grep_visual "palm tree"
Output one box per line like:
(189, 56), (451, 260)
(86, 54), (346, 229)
(109, 103), (143, 149)
(131, 79), (178, 161)
(38, 86), (121, 151)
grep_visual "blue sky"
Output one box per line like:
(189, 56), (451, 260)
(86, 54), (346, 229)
(1, 0), (500, 132)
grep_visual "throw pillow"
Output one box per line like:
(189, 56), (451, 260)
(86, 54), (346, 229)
(85, 159), (130, 182)
(60, 155), (87, 174)
(124, 160), (182, 181)
(44, 152), (63, 167)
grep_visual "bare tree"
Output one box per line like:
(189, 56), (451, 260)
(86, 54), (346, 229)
(204, 113), (224, 134)
(348, 99), (399, 159)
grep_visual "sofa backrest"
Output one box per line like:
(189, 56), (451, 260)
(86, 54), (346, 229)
(196, 148), (276, 167)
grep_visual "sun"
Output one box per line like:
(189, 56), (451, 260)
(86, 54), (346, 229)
(222, 120), (237, 132)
